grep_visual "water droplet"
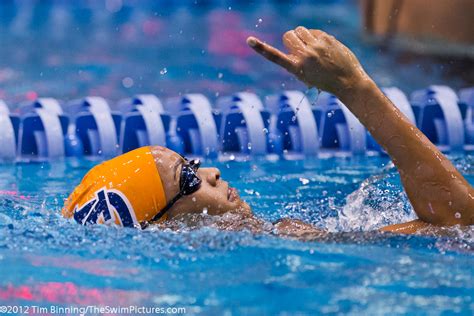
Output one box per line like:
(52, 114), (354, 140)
(202, 208), (208, 215)
(299, 178), (310, 185)
(455, 212), (461, 219)
(218, 72), (223, 79)
(122, 77), (134, 88)
(160, 67), (167, 75)
(399, 256), (412, 265)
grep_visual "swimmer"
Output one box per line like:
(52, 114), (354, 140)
(63, 27), (474, 238)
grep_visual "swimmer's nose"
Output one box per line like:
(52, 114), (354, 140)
(204, 168), (221, 186)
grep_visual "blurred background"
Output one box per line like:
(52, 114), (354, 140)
(0, 0), (472, 105)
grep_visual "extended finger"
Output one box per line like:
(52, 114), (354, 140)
(295, 26), (315, 45)
(247, 36), (296, 72)
(283, 30), (306, 54)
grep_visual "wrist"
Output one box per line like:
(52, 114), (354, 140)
(335, 73), (376, 104)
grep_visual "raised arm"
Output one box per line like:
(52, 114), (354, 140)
(247, 27), (474, 233)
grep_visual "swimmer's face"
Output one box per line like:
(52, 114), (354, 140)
(151, 146), (251, 219)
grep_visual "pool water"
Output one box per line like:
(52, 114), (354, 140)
(0, 0), (473, 314)
(0, 156), (473, 314)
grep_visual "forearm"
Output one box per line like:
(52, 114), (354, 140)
(273, 218), (326, 240)
(338, 78), (442, 168)
(337, 78), (474, 225)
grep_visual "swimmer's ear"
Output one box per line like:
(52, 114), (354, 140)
(247, 36), (297, 73)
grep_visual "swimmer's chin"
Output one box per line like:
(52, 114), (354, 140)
(240, 201), (252, 215)
(234, 190), (252, 214)
(231, 193), (252, 215)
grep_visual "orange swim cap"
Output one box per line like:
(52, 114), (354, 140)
(62, 146), (167, 227)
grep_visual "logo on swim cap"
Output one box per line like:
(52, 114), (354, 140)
(73, 187), (138, 227)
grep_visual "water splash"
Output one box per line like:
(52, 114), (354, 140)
(324, 166), (416, 232)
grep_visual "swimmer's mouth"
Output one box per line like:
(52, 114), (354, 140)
(227, 187), (238, 202)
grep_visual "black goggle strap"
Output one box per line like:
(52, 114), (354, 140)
(140, 191), (183, 229)
(145, 173), (190, 226)
(140, 159), (201, 230)
(147, 191), (184, 224)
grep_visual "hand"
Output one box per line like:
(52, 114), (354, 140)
(247, 27), (368, 96)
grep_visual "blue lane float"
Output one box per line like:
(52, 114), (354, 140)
(66, 97), (121, 157)
(0, 100), (19, 161)
(266, 90), (319, 157)
(459, 87), (474, 147)
(314, 92), (366, 155)
(18, 98), (68, 160)
(118, 94), (170, 153)
(411, 85), (464, 152)
(217, 92), (270, 157)
(1, 86), (473, 163)
(166, 94), (219, 158)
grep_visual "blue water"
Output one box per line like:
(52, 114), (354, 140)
(0, 156), (473, 314)
(0, 1), (473, 314)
